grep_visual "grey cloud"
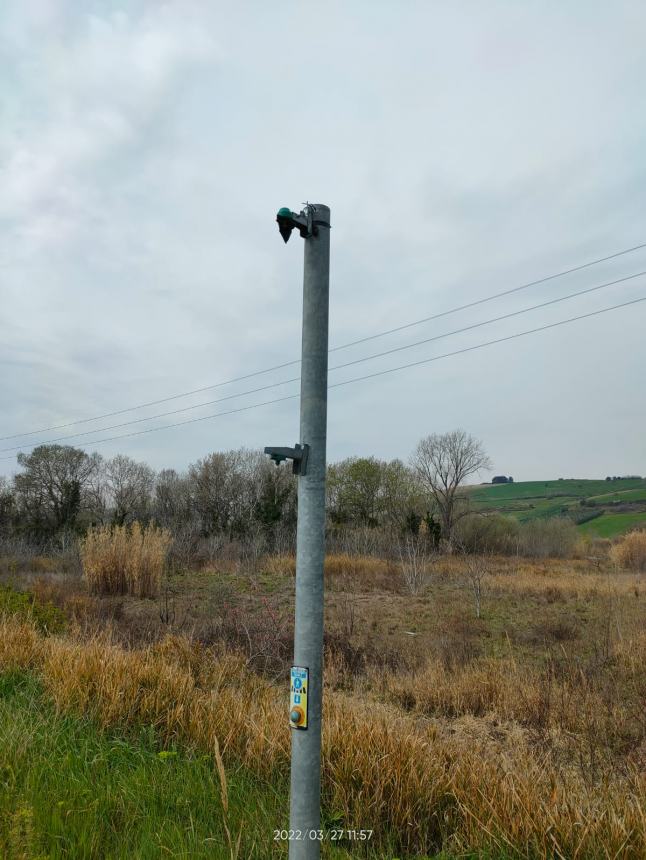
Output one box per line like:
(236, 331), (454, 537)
(1, 2), (645, 480)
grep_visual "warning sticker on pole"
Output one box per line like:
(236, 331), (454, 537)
(289, 666), (308, 730)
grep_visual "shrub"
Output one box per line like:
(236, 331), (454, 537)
(81, 522), (171, 598)
(518, 518), (578, 558)
(454, 513), (520, 554)
(611, 530), (646, 572)
(572, 509), (603, 525)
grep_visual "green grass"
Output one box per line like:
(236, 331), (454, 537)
(0, 671), (292, 859)
(0, 584), (66, 633)
(577, 511), (646, 538)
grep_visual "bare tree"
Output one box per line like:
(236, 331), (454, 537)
(153, 469), (192, 529)
(104, 455), (155, 526)
(462, 552), (492, 619)
(397, 534), (433, 595)
(188, 450), (250, 537)
(411, 429), (491, 544)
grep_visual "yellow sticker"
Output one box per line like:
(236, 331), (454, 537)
(289, 666), (308, 730)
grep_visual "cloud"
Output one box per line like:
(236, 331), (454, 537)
(1, 5), (215, 250)
(1, 2), (645, 479)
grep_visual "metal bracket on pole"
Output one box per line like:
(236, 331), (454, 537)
(264, 443), (310, 476)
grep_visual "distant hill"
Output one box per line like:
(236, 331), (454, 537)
(464, 478), (646, 538)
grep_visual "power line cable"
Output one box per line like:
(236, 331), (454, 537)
(326, 295), (646, 392)
(1, 394), (301, 463)
(1, 295), (642, 462)
(328, 241), (646, 351)
(0, 376), (302, 452)
(2, 240), (645, 442)
(331, 269), (645, 374)
(3, 268), (643, 454)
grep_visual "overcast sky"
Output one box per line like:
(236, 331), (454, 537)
(2, 1), (645, 482)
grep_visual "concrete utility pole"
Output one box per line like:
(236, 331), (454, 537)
(265, 203), (331, 859)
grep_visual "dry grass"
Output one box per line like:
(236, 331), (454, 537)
(487, 565), (640, 599)
(266, 553), (399, 591)
(0, 551), (80, 578)
(427, 554), (641, 599)
(0, 616), (644, 857)
(324, 553), (398, 589)
(0, 617), (43, 671)
(2, 548), (645, 855)
(264, 553), (295, 577)
(268, 552), (643, 602)
(29, 575), (82, 609)
(612, 529), (646, 572)
(381, 636), (646, 745)
(81, 522), (171, 598)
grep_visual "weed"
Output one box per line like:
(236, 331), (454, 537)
(0, 584), (66, 635)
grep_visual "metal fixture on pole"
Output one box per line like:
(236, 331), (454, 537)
(265, 202), (331, 859)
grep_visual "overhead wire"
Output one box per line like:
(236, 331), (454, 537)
(2, 268), (644, 454)
(0, 394), (301, 463)
(328, 241), (646, 351)
(326, 295), (646, 392)
(1, 294), (643, 462)
(2, 240), (646, 442)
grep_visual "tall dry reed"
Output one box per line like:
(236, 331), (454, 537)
(81, 522), (171, 598)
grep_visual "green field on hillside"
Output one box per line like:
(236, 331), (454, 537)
(586, 488), (646, 504)
(577, 511), (646, 538)
(468, 478), (646, 506)
(466, 478), (646, 532)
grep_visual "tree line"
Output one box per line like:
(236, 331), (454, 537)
(0, 430), (491, 551)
